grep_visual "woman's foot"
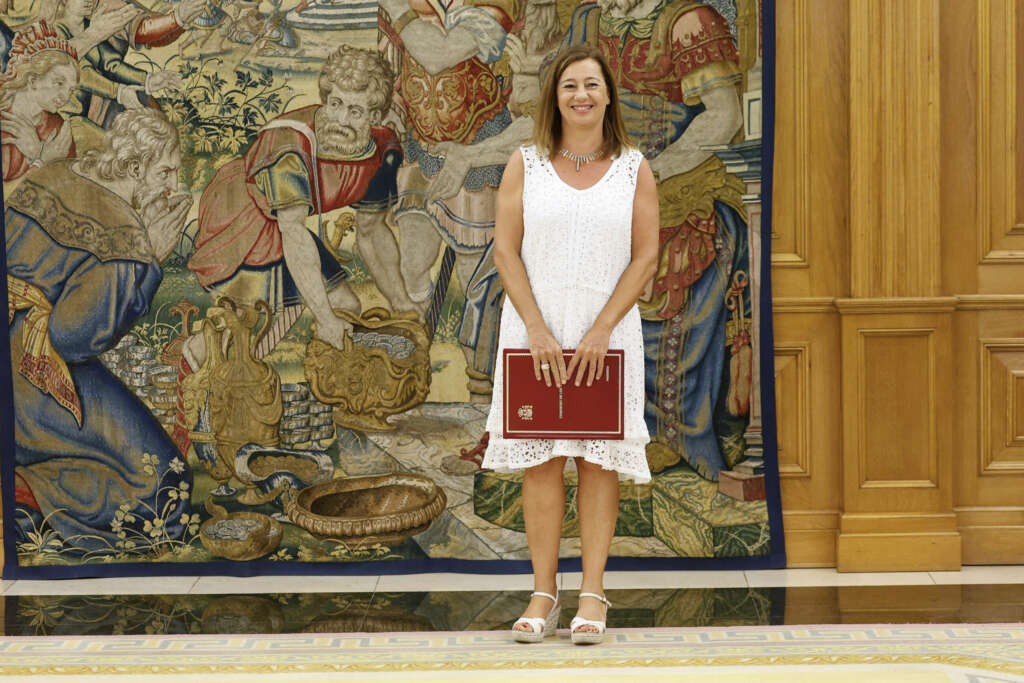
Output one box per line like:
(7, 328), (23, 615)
(512, 590), (560, 643)
(570, 592), (610, 644)
(572, 592), (608, 632)
(513, 590), (558, 631)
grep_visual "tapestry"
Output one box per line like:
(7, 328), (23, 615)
(0, 0), (783, 578)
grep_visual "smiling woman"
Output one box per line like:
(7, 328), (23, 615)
(482, 44), (660, 646)
(0, 21), (79, 181)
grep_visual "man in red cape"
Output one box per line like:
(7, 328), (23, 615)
(186, 44), (416, 357)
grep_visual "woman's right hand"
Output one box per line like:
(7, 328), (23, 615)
(527, 324), (566, 388)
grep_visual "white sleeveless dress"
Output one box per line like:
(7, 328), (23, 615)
(481, 145), (651, 483)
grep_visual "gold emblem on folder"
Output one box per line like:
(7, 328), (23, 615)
(517, 405), (534, 420)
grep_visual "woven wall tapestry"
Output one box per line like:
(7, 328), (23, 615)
(0, 0), (783, 579)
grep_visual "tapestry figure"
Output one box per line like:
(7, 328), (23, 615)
(0, 21), (78, 182)
(379, 0), (529, 400)
(52, 0), (206, 133)
(5, 109), (194, 557)
(185, 44), (414, 362)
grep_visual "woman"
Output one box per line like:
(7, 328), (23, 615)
(481, 45), (659, 645)
(0, 21), (79, 181)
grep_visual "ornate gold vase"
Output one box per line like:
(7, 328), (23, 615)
(183, 298), (283, 501)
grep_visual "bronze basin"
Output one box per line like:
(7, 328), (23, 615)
(283, 473), (447, 545)
(199, 498), (282, 561)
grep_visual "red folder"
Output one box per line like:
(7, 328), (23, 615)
(502, 349), (624, 440)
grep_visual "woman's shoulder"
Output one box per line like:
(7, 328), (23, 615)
(617, 145), (645, 162)
(613, 146), (647, 174)
(518, 144), (541, 162)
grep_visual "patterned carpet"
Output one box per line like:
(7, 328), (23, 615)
(1, 624), (1022, 681)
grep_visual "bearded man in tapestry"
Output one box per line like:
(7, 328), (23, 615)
(185, 44), (415, 362)
(558, 0), (751, 480)
(6, 109), (194, 557)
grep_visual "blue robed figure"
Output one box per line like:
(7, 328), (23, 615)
(5, 147), (192, 558)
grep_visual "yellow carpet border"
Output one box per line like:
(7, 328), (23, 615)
(1, 655), (1023, 677)
(2, 625), (1022, 676)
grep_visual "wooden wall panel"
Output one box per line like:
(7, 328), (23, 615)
(848, 0), (941, 299)
(977, 0), (1023, 264)
(772, 0), (1024, 569)
(771, 0), (847, 567)
(943, 0), (1024, 565)
(770, 0), (848, 298)
(979, 339), (1024, 474)
(858, 330), (937, 488)
(770, 0), (809, 269)
(774, 306), (841, 567)
(774, 343), (810, 478)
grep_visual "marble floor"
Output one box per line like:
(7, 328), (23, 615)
(2, 566), (1023, 636)
(4, 565), (1024, 597)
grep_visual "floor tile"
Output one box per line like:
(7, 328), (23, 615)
(4, 576), (199, 596)
(376, 573), (534, 592)
(930, 565), (1024, 585)
(562, 570), (748, 590)
(745, 568), (935, 587)
(190, 574), (379, 594)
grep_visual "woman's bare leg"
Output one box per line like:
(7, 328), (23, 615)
(514, 456), (567, 630)
(574, 458), (619, 631)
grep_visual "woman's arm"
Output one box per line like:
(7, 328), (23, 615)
(493, 149), (568, 388)
(566, 157), (660, 386)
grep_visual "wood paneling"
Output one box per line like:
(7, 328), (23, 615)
(775, 343), (810, 478)
(857, 329), (937, 488)
(769, 0), (848, 299)
(771, 0), (809, 268)
(977, 0), (1023, 264)
(979, 339), (1024, 474)
(770, 0), (848, 568)
(771, 0), (1024, 569)
(849, 0), (941, 299)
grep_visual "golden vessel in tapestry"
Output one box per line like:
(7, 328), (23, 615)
(303, 308), (430, 432)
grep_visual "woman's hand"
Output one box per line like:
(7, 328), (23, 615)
(527, 323), (566, 388)
(566, 324), (611, 387)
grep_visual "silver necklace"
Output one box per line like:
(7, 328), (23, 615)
(560, 147), (600, 172)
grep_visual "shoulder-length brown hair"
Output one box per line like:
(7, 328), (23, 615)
(530, 45), (631, 159)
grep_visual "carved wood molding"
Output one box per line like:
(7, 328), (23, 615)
(977, 0), (1023, 263)
(956, 294), (1024, 310)
(835, 297), (958, 314)
(978, 339), (1024, 475)
(772, 297), (837, 313)
(775, 342), (811, 478)
(853, 327), (940, 490)
(771, 0), (810, 268)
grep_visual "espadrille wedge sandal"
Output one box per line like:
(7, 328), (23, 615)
(512, 591), (560, 643)
(570, 592), (610, 645)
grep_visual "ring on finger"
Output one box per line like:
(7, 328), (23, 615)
(540, 362), (550, 370)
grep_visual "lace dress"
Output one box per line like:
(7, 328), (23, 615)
(481, 145), (651, 483)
